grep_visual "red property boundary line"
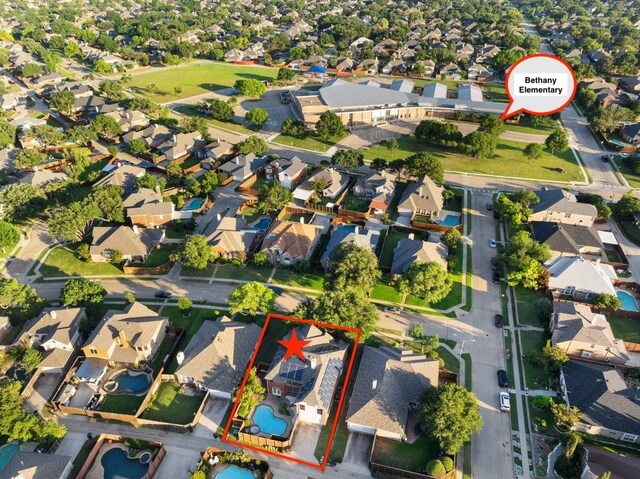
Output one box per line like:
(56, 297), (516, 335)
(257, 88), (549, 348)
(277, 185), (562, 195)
(221, 312), (361, 471)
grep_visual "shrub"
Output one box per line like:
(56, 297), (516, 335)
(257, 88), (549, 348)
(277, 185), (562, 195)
(533, 395), (550, 409)
(424, 459), (446, 478)
(76, 243), (90, 261)
(440, 456), (454, 472)
(409, 323), (424, 339)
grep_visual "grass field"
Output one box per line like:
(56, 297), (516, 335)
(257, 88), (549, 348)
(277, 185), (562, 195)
(128, 61), (279, 102)
(100, 394), (144, 415)
(361, 135), (584, 182)
(608, 316), (640, 343)
(611, 157), (640, 188)
(141, 381), (205, 424)
(214, 263), (272, 282)
(513, 286), (546, 326)
(39, 246), (122, 277)
(371, 434), (440, 472)
(271, 131), (348, 153)
(173, 104), (254, 135)
(271, 267), (324, 291)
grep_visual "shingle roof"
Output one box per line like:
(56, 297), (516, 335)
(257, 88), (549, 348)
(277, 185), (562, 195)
(346, 347), (439, 436)
(391, 238), (448, 275)
(532, 188), (598, 217)
(93, 164), (146, 191)
(0, 451), (72, 479)
(398, 176), (444, 214)
(530, 221), (603, 255)
(547, 256), (616, 295)
(261, 220), (323, 260)
(321, 227), (381, 266)
(90, 225), (163, 258)
(22, 307), (84, 347)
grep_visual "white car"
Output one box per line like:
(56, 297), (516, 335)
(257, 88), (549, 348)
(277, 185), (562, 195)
(489, 239), (497, 248)
(499, 392), (510, 412)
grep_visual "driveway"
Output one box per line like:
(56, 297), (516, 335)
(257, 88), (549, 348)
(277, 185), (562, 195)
(289, 423), (322, 465)
(25, 372), (64, 413)
(193, 397), (230, 438)
(343, 432), (374, 466)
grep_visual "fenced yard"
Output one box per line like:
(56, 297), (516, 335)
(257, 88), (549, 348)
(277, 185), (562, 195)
(140, 381), (206, 424)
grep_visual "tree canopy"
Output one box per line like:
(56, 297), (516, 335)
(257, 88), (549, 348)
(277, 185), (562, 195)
(405, 153), (444, 184)
(545, 129), (569, 153)
(228, 282), (276, 315)
(306, 288), (378, 340)
(257, 181), (293, 213)
(415, 120), (462, 146)
(332, 149), (364, 170)
(315, 112), (346, 140)
(172, 234), (212, 270)
(245, 108), (269, 127)
(325, 243), (381, 294)
(237, 135), (268, 156)
(59, 279), (106, 306)
(234, 79), (266, 97)
(396, 261), (452, 303)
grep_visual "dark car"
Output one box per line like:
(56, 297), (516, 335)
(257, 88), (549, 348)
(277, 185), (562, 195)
(155, 291), (172, 299)
(486, 202), (493, 211)
(269, 286), (284, 295)
(601, 154), (611, 162)
(495, 314), (504, 328)
(497, 369), (508, 387)
(491, 256), (499, 271)
(492, 270), (500, 284)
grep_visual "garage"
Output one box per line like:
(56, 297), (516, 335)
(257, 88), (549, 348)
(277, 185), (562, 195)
(347, 422), (376, 435)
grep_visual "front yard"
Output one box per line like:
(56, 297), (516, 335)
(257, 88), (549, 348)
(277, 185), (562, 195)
(38, 245), (122, 277)
(271, 267), (324, 291)
(520, 330), (552, 390)
(513, 286), (547, 326)
(214, 263), (272, 282)
(371, 434), (440, 473)
(140, 381), (205, 424)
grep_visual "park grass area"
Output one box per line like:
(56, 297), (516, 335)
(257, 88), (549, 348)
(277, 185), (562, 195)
(140, 380), (205, 424)
(513, 286), (546, 326)
(39, 245), (122, 277)
(503, 118), (558, 136)
(214, 263), (272, 282)
(520, 330), (551, 390)
(100, 393), (145, 415)
(371, 434), (440, 472)
(173, 104), (254, 135)
(607, 316), (640, 343)
(271, 131), (348, 153)
(361, 135), (584, 182)
(340, 194), (370, 212)
(611, 157), (640, 189)
(127, 61), (279, 102)
(271, 267), (324, 291)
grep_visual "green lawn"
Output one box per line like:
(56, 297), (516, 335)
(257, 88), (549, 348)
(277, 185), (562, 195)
(617, 220), (640, 247)
(361, 135), (584, 182)
(179, 156), (201, 170)
(214, 263), (272, 282)
(271, 267), (324, 291)
(503, 118), (558, 136)
(141, 381), (205, 424)
(271, 131), (348, 153)
(437, 345), (460, 374)
(314, 405), (350, 463)
(379, 231), (409, 269)
(100, 393), (145, 415)
(39, 245), (122, 277)
(239, 207), (265, 224)
(173, 105), (254, 135)
(127, 61), (279, 102)
(520, 330), (552, 390)
(480, 82), (509, 103)
(130, 247), (174, 268)
(370, 282), (403, 302)
(513, 286), (546, 326)
(340, 194), (370, 213)
(608, 316), (640, 343)
(611, 157), (640, 189)
(371, 434), (440, 472)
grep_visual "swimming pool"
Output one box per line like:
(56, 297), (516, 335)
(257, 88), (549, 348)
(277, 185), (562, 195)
(336, 224), (358, 233)
(0, 443), (19, 470)
(254, 218), (272, 232)
(435, 214), (461, 227)
(101, 447), (149, 479)
(183, 198), (205, 211)
(252, 404), (287, 436)
(215, 465), (255, 479)
(109, 371), (152, 394)
(616, 290), (639, 311)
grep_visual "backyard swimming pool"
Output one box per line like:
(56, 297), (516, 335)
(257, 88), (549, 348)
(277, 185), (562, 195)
(107, 371), (152, 394)
(101, 447), (149, 479)
(254, 218), (272, 232)
(0, 443), (19, 470)
(435, 214), (461, 227)
(336, 224), (358, 233)
(616, 290), (639, 311)
(183, 198), (205, 211)
(215, 465), (255, 479)
(252, 404), (287, 436)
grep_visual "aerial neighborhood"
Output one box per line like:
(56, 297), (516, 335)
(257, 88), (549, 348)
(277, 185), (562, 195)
(0, 1), (639, 479)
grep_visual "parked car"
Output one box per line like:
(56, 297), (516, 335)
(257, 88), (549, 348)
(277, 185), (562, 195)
(383, 306), (402, 313)
(489, 239), (497, 248)
(492, 270), (501, 284)
(486, 202), (493, 211)
(499, 392), (511, 412)
(491, 256), (499, 271)
(600, 154), (611, 162)
(497, 369), (508, 388)
(269, 286), (284, 295)
(495, 314), (504, 328)
(155, 291), (172, 299)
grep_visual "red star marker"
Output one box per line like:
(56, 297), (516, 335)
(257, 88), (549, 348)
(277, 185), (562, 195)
(277, 329), (311, 361)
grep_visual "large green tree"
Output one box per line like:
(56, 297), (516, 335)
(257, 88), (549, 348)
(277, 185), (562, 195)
(415, 120), (463, 146)
(0, 120), (16, 148)
(332, 149), (364, 170)
(315, 112), (346, 140)
(14, 149), (46, 170)
(60, 278), (106, 306)
(245, 108), (269, 127)
(228, 282), (276, 315)
(173, 234), (212, 270)
(325, 243), (381, 293)
(495, 189), (540, 228)
(545, 129), (569, 153)
(237, 136), (268, 155)
(405, 153), (444, 184)
(0, 279), (38, 310)
(234, 79), (266, 97)
(87, 185), (125, 222)
(463, 131), (497, 158)
(50, 90), (76, 115)
(257, 181), (293, 213)
(613, 191), (640, 218)
(0, 221), (19, 253)
(0, 184), (46, 221)
(48, 201), (100, 241)
(90, 114), (122, 138)
(396, 261), (452, 303)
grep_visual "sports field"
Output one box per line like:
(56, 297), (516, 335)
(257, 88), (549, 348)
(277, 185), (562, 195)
(127, 61), (279, 102)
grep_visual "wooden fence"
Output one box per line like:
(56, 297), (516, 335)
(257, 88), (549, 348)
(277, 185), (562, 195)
(336, 207), (371, 219)
(220, 176), (235, 186)
(625, 342), (640, 353)
(410, 219), (462, 232)
(276, 205), (315, 220)
(237, 431), (294, 449)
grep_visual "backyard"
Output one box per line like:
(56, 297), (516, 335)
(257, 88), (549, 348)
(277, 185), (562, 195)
(140, 380), (206, 424)
(340, 194), (370, 213)
(607, 316), (640, 343)
(361, 135), (584, 182)
(100, 393), (145, 415)
(127, 61), (279, 102)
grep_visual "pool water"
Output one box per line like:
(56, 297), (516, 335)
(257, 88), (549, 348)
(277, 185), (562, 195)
(215, 465), (255, 479)
(254, 218), (272, 232)
(0, 443), (19, 470)
(101, 447), (149, 479)
(435, 214), (460, 227)
(336, 224), (358, 233)
(616, 290), (639, 311)
(183, 198), (205, 211)
(252, 405), (287, 436)
(112, 371), (151, 393)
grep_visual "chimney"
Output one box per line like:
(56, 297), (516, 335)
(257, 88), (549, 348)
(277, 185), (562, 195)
(118, 329), (127, 346)
(176, 351), (185, 366)
(235, 156), (241, 165)
(372, 379), (377, 390)
(154, 185), (161, 196)
(309, 356), (317, 369)
(299, 216), (305, 224)
(408, 233), (415, 240)
(50, 310), (57, 319)
(132, 225), (139, 235)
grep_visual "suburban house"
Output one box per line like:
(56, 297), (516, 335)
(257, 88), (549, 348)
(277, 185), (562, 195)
(546, 256), (617, 300)
(353, 170), (397, 213)
(265, 325), (347, 426)
(390, 237), (448, 275)
(155, 131), (206, 162)
(199, 139), (234, 165)
(122, 124), (173, 150)
(218, 153), (269, 182)
(124, 188), (175, 228)
(260, 220), (324, 265)
(89, 225), (164, 263)
(81, 302), (168, 366)
(104, 110), (149, 133)
(530, 221), (605, 260)
(560, 360), (640, 444)
(530, 188), (598, 227)
(93, 164), (146, 193)
(265, 156), (307, 190)
(21, 308), (86, 373)
(294, 168), (350, 202)
(206, 217), (257, 259)
(174, 317), (262, 399)
(346, 346), (439, 440)
(321, 226), (381, 269)
(550, 301), (630, 365)
(397, 176), (444, 221)
(19, 169), (68, 188)
(621, 123), (640, 145)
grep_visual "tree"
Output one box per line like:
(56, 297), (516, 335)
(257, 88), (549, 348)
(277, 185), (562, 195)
(108, 249), (123, 264)
(325, 243), (381, 293)
(0, 279), (38, 310)
(545, 129), (569, 153)
(236, 368), (266, 418)
(208, 99), (234, 121)
(523, 143), (544, 163)
(424, 460), (446, 478)
(441, 228), (462, 253)
(420, 384), (483, 454)
(405, 153), (444, 183)
(315, 112), (346, 140)
(245, 108), (269, 127)
(613, 191), (640, 218)
(174, 234), (212, 270)
(535, 298), (553, 323)
(257, 181), (293, 213)
(190, 471), (206, 479)
(21, 63), (42, 78)
(463, 131), (497, 158)
(415, 120), (462, 146)
(32, 125), (65, 147)
(0, 184), (46, 221)
(397, 262), (452, 303)
(533, 395), (551, 410)
(591, 293), (622, 311)
(178, 297), (193, 314)
(47, 201), (100, 241)
(575, 193), (611, 218)
(281, 118), (305, 136)
(478, 115), (506, 137)
(91, 114), (122, 138)
(308, 288), (378, 340)
(543, 340), (569, 369)
(589, 106), (635, 134)
(0, 120), (16, 149)
(387, 138), (398, 159)
(50, 90), (75, 115)
(14, 149), (46, 170)
(234, 79), (266, 98)
(93, 58), (112, 73)
(87, 185), (124, 222)
(277, 67), (296, 82)
(237, 135), (268, 156)
(371, 158), (388, 171)
(550, 401), (582, 429)
(99, 80), (125, 101)
(0, 221), (19, 252)
(128, 138), (147, 155)
(228, 282), (276, 315)
(66, 125), (98, 146)
(502, 231), (550, 288)
(332, 149), (364, 170)
(564, 432), (583, 459)
(60, 279), (106, 306)
(495, 189), (540, 229)
(22, 348), (41, 373)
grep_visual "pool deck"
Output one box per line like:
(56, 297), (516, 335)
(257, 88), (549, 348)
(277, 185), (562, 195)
(101, 366), (153, 396)
(250, 396), (294, 438)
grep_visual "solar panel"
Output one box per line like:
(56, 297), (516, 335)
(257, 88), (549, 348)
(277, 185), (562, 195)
(279, 359), (305, 381)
